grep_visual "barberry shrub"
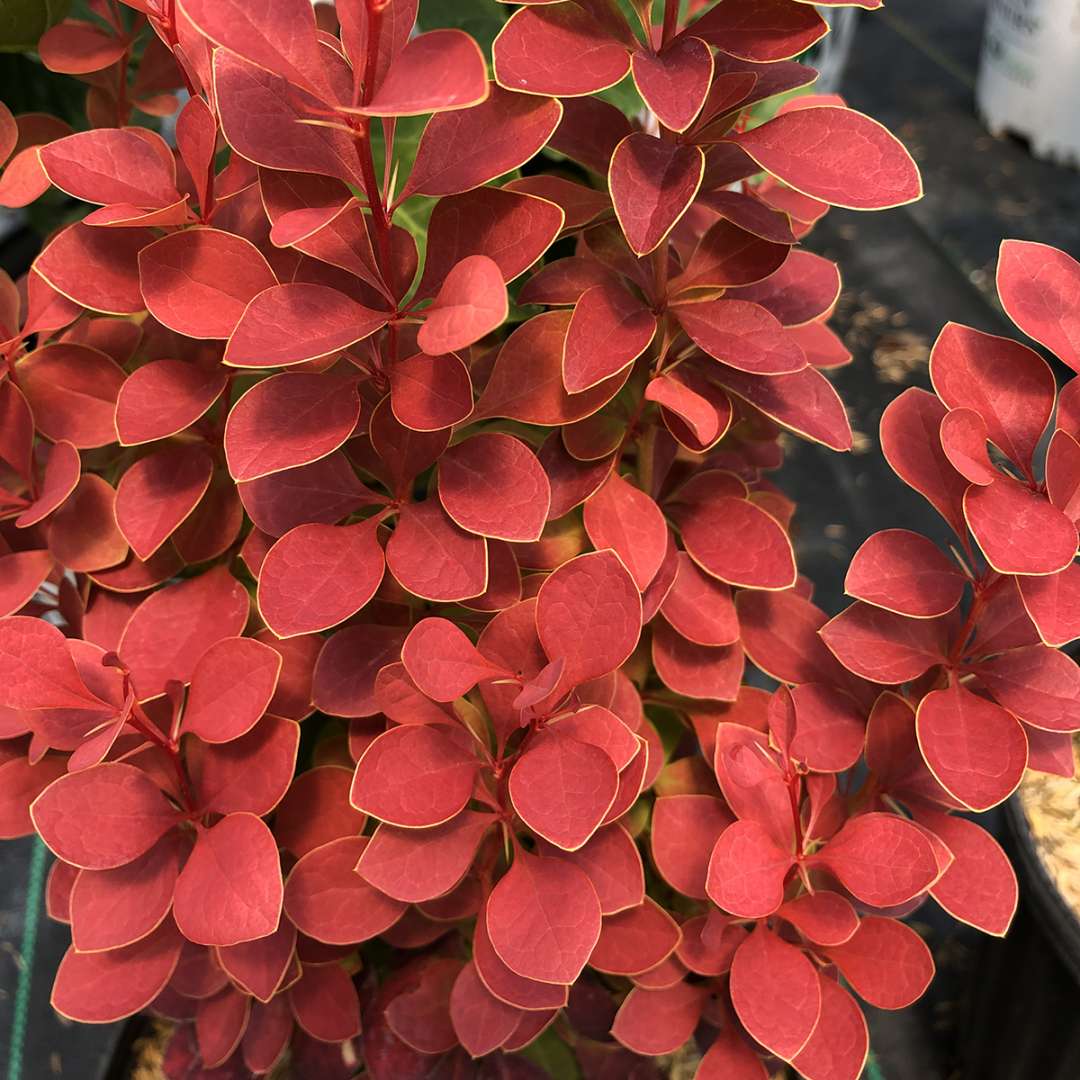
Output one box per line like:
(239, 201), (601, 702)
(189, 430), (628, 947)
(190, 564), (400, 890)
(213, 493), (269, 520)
(0, 0), (1074, 1077)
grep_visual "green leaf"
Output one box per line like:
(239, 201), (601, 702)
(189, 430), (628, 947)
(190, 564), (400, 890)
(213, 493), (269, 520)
(598, 74), (645, 121)
(417, 0), (507, 56)
(0, 0), (69, 52)
(518, 1029), (582, 1080)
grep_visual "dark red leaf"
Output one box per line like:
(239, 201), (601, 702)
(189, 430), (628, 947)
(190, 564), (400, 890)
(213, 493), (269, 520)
(687, 0), (828, 62)
(611, 980), (705, 1056)
(609, 134), (704, 256)
(563, 283), (656, 393)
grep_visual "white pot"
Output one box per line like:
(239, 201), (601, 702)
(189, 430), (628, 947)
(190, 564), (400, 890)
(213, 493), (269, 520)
(976, 0), (1080, 166)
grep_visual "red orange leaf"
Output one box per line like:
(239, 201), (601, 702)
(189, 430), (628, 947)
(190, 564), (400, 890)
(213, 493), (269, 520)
(283, 835), (405, 944)
(929, 321), (1054, 470)
(225, 284), (388, 368)
(997, 239), (1080, 373)
(259, 519), (384, 638)
(729, 107), (922, 210)
(880, 387), (968, 535)
(389, 351), (473, 431)
(450, 961), (523, 1058)
(730, 925), (821, 1061)
(173, 813), (283, 946)
(214, 51), (364, 188)
(355, 30), (487, 116)
(536, 550), (641, 686)
(973, 644), (1080, 733)
(791, 974), (869, 1080)
(70, 830), (186, 952)
(182, 637), (282, 743)
(17, 342), (125, 448)
(51, 920), (182, 1023)
(509, 730), (618, 851)
(916, 685), (1027, 810)
(964, 476), (1077, 576)
(225, 371), (360, 482)
(486, 852), (601, 984)
(404, 84), (562, 198)
(350, 723), (477, 827)
(583, 472), (667, 592)
(726, 250), (841, 326)
(357, 812), (493, 904)
(139, 228), (276, 339)
(820, 602), (948, 684)
(386, 499), (488, 602)
(474, 310), (630, 425)
(1017, 566), (1080, 647)
(813, 812), (939, 907)
(118, 566), (250, 698)
(494, 4), (630, 97)
(115, 445), (213, 560)
(823, 916), (933, 1009)
(675, 491), (796, 590)
(32, 763), (179, 870)
(34, 224), (152, 315)
(417, 255), (507, 355)
(939, 408), (997, 486)
(114, 359), (227, 446)
(401, 617), (502, 702)
(180, 0), (329, 96)
(651, 794), (733, 900)
(778, 891), (859, 947)
(915, 806), (1017, 936)
(715, 364), (852, 451)
(706, 819), (792, 918)
(844, 529), (965, 618)
(438, 432), (550, 543)
(674, 299), (807, 375)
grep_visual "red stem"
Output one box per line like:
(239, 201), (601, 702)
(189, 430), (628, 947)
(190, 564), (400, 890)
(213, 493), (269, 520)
(661, 0), (680, 49)
(129, 701), (198, 814)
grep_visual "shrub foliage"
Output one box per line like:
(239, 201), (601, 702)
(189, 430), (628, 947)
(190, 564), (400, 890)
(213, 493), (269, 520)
(0, 1), (1077, 1077)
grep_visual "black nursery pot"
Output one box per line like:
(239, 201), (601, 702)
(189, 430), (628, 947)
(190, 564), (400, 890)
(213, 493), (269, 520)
(954, 797), (1080, 1080)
